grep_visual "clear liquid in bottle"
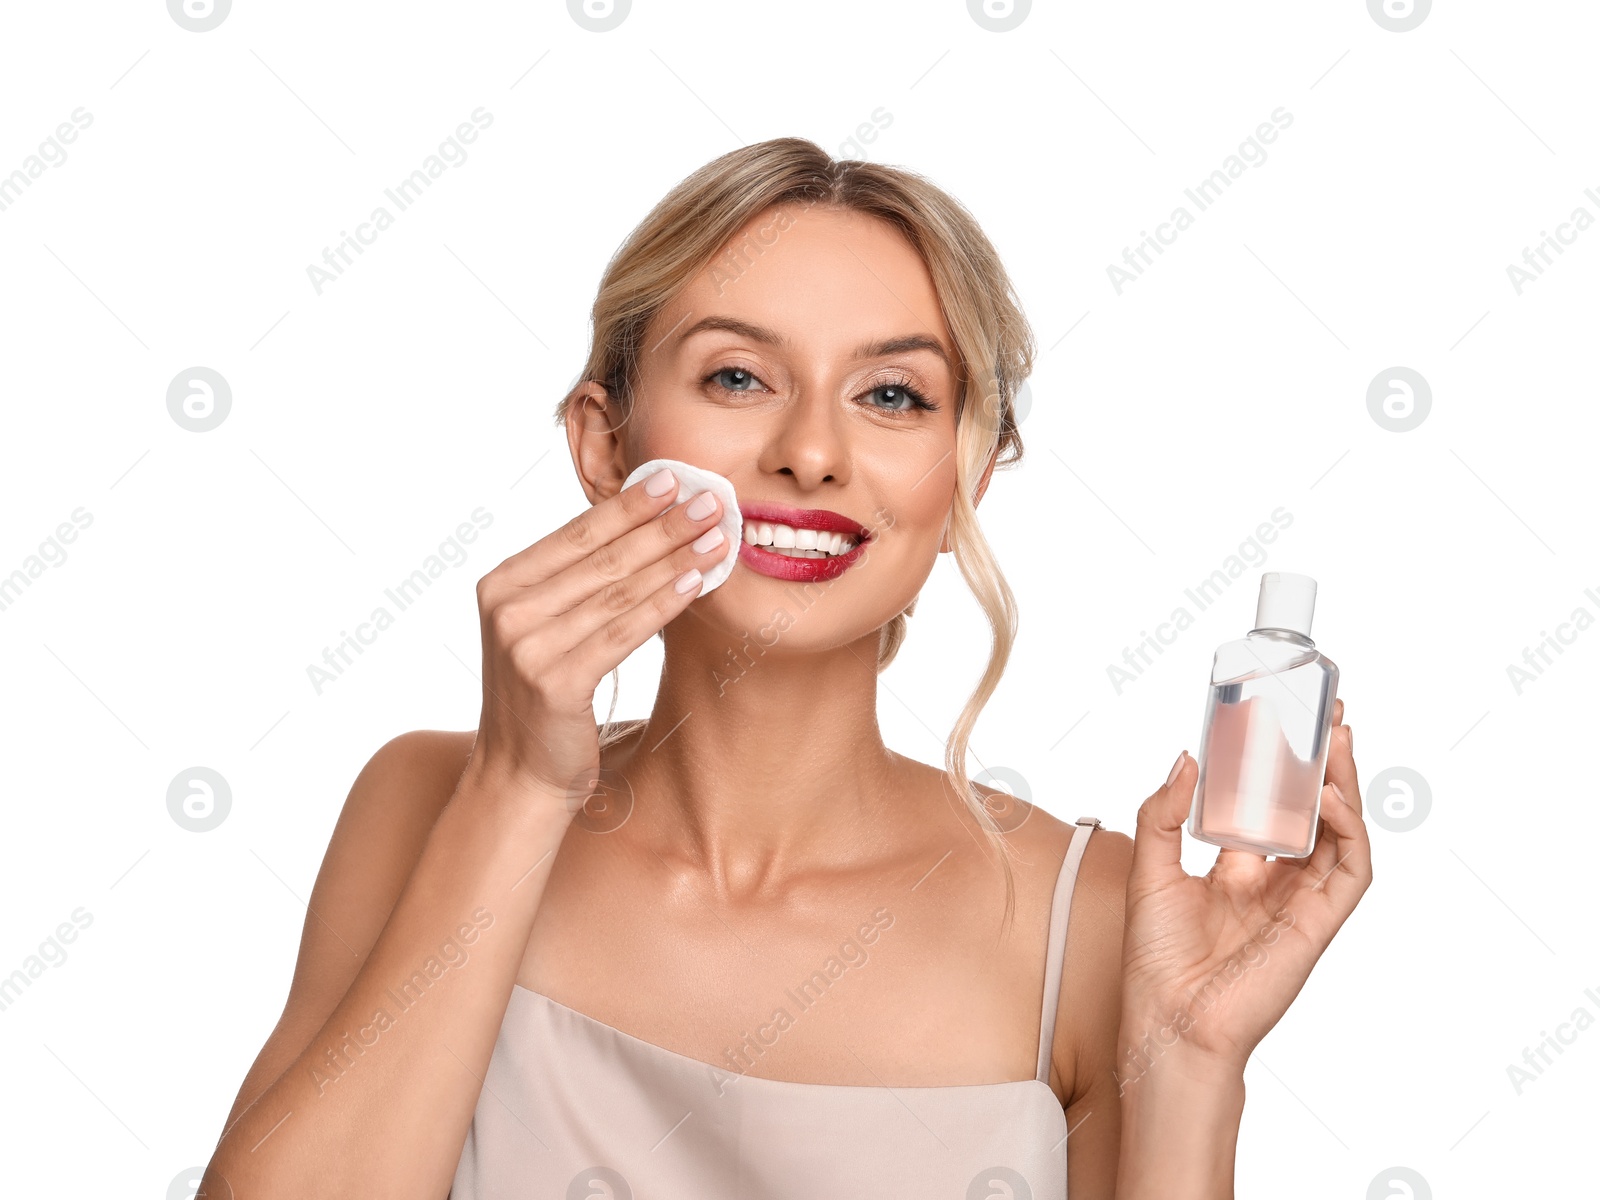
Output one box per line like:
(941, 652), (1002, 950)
(1189, 572), (1339, 858)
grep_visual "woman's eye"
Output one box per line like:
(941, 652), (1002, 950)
(869, 384), (921, 411)
(704, 368), (933, 412)
(710, 367), (760, 392)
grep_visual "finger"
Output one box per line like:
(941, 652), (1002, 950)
(1324, 723), (1361, 820)
(1306, 781), (1372, 911)
(1299, 786), (1342, 880)
(533, 488), (725, 616)
(1332, 697), (1345, 726)
(565, 565), (710, 681)
(487, 467), (683, 594)
(539, 520), (731, 648)
(1129, 751), (1195, 888)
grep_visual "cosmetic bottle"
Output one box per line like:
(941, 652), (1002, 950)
(1188, 572), (1339, 858)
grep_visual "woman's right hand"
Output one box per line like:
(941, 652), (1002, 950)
(463, 466), (729, 814)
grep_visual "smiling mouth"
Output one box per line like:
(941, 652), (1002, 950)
(737, 504), (871, 556)
(734, 503), (873, 579)
(741, 521), (860, 558)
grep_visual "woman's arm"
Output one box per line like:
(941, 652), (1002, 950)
(199, 466), (734, 1199)
(1058, 827), (1250, 1199)
(1107, 697), (1371, 1199)
(1112, 1019), (1246, 1197)
(199, 746), (575, 1200)
(209, 730), (469, 1137)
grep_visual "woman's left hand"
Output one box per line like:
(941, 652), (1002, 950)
(1118, 697), (1373, 1078)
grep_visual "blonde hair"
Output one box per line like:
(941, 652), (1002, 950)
(555, 137), (1035, 925)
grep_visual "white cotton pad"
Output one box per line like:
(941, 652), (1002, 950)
(621, 458), (743, 594)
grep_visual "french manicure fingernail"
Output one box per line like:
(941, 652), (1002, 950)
(692, 527), (725, 554)
(674, 568), (703, 595)
(686, 490), (717, 520)
(1166, 751), (1186, 787)
(646, 468), (677, 496)
(1330, 782), (1348, 807)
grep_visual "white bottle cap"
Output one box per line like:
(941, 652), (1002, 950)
(1253, 571), (1317, 636)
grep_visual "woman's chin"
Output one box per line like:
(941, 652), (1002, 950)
(672, 587), (909, 663)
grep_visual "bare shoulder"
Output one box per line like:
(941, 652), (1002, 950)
(1048, 811), (1133, 1188)
(977, 788), (1133, 1107)
(347, 724), (474, 781)
(351, 728), (477, 816)
(1052, 811), (1133, 1095)
(319, 728), (478, 887)
(287, 727), (478, 985)
(299, 728), (478, 957)
(217, 728), (476, 1134)
(967, 781), (1133, 930)
(267, 724), (476, 986)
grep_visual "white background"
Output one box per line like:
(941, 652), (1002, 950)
(1, 1), (1593, 1196)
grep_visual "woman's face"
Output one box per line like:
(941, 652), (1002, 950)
(605, 202), (983, 656)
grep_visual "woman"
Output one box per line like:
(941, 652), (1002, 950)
(200, 137), (1371, 1199)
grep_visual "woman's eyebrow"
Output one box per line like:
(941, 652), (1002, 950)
(674, 314), (953, 369)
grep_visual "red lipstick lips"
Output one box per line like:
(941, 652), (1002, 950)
(737, 502), (872, 583)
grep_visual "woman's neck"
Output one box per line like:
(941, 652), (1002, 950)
(616, 624), (909, 891)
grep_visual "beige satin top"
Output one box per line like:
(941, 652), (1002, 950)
(450, 817), (1102, 1199)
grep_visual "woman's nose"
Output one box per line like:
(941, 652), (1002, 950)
(758, 389), (849, 488)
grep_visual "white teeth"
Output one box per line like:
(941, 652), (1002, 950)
(742, 520), (860, 557)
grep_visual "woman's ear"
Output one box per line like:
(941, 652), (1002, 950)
(939, 446), (1000, 554)
(565, 382), (628, 504)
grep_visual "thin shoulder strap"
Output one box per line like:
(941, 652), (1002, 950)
(1035, 817), (1102, 1084)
